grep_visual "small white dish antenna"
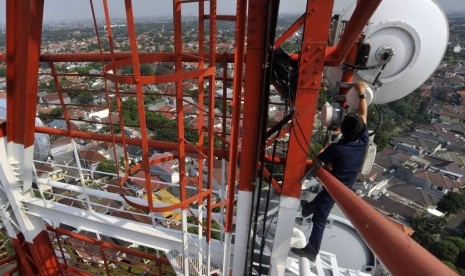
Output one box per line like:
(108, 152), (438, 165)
(321, 102), (344, 127)
(346, 83), (374, 109)
(326, 0), (448, 104)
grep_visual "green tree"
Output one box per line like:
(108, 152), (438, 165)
(121, 97), (140, 126)
(429, 240), (460, 263)
(411, 215), (446, 247)
(140, 63), (154, 76)
(367, 89), (430, 144)
(437, 192), (465, 214)
(411, 231), (436, 248)
(121, 66), (134, 75)
(444, 237), (465, 252)
(457, 250), (465, 269)
(186, 88), (199, 102)
(185, 124), (199, 144)
(50, 108), (63, 119)
(39, 108), (63, 124)
(146, 112), (178, 142)
(317, 85), (331, 110)
(412, 215), (446, 235)
(144, 94), (160, 105)
(95, 160), (117, 179)
(76, 92), (94, 105)
(60, 76), (69, 85)
(373, 131), (390, 150)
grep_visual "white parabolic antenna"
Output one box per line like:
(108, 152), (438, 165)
(326, 0), (449, 104)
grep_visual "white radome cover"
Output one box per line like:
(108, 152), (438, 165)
(326, 0), (448, 104)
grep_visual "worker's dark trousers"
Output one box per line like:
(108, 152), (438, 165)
(304, 189), (335, 254)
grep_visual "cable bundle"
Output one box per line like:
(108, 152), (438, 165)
(271, 48), (298, 100)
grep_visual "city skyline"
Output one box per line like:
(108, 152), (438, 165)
(0, 0), (463, 22)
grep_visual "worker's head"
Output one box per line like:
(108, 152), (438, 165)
(341, 113), (365, 142)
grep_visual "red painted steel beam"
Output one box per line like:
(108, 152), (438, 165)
(225, 0), (247, 232)
(35, 125), (228, 158)
(49, 62), (73, 134)
(124, 0), (155, 209)
(0, 122), (6, 138)
(196, 0), (206, 232)
(14, 232), (61, 275)
(12, 234), (34, 275)
(6, 1), (61, 274)
(274, 14), (305, 49)
(105, 61), (215, 85)
(281, 0), (334, 198)
(173, 0), (188, 207)
(0, 255), (15, 266)
(338, 44), (359, 104)
(65, 267), (95, 276)
(206, 0), (218, 243)
(39, 52), (235, 63)
(324, 0), (382, 66)
(28, 230), (61, 275)
(316, 168), (457, 276)
(204, 14), (236, 22)
(6, 0), (44, 146)
(238, 0), (269, 192)
(48, 226), (172, 264)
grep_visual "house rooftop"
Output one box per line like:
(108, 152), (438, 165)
(363, 195), (419, 221)
(414, 169), (461, 190)
(387, 183), (441, 207)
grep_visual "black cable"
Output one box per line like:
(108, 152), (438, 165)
(291, 119), (312, 156)
(342, 52), (392, 71)
(266, 112), (293, 139)
(370, 103), (383, 136)
(263, 209), (279, 239)
(367, 61), (389, 136)
(247, 1), (281, 274)
(293, 111), (312, 151)
(372, 63), (387, 87)
(271, 48), (298, 100)
(258, 138), (279, 272)
(342, 60), (388, 71)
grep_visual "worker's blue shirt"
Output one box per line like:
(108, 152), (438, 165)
(317, 128), (368, 188)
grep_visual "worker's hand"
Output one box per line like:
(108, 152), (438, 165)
(354, 81), (367, 95)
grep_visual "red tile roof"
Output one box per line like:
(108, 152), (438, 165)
(79, 149), (108, 165)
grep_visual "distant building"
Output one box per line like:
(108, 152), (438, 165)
(78, 149), (108, 176)
(41, 92), (71, 106)
(150, 152), (179, 184)
(50, 137), (74, 158)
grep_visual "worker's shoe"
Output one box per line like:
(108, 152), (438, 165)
(300, 200), (315, 217)
(290, 247), (317, 262)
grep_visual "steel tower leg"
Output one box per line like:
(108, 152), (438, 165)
(269, 1), (335, 275)
(233, 0), (273, 274)
(3, 1), (61, 274)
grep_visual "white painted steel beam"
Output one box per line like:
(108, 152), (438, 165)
(36, 178), (225, 222)
(269, 195), (300, 276)
(0, 139), (46, 242)
(22, 197), (227, 265)
(232, 190), (253, 276)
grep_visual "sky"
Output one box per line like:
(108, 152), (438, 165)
(0, 0), (463, 22)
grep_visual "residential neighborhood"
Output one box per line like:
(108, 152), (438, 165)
(0, 11), (465, 275)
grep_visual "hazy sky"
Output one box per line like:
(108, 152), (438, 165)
(0, 0), (462, 22)
(0, 0), (462, 23)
